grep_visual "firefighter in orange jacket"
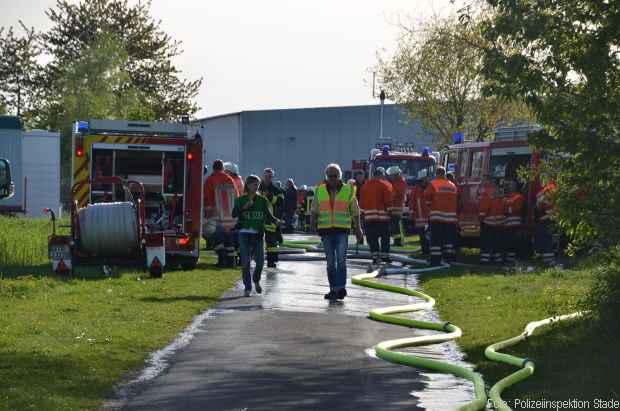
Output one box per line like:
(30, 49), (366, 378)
(410, 174), (430, 255)
(360, 167), (393, 264)
(204, 159), (240, 267)
(387, 166), (407, 246)
(535, 180), (558, 265)
(424, 166), (458, 266)
(478, 175), (505, 264)
(503, 181), (525, 264)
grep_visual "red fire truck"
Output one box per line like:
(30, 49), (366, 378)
(368, 141), (437, 230)
(439, 124), (543, 249)
(46, 119), (203, 277)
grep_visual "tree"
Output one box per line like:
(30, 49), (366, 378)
(377, 15), (530, 146)
(0, 22), (45, 127)
(53, 32), (154, 190)
(481, 0), (620, 248)
(42, 0), (202, 121)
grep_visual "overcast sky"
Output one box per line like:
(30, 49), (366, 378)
(1, 0), (464, 119)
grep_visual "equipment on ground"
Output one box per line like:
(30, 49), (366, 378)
(46, 119), (204, 277)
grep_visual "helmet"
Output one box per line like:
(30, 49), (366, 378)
(231, 163), (240, 175)
(301, 185), (307, 190)
(204, 219), (218, 236)
(386, 166), (401, 176)
(223, 162), (234, 173)
(375, 167), (386, 176)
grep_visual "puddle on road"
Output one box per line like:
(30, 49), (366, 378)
(109, 234), (477, 410)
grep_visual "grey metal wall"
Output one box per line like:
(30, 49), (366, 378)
(0, 128), (23, 209)
(198, 113), (241, 171)
(239, 104), (434, 186)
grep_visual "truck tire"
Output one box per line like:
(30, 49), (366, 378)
(180, 257), (198, 271)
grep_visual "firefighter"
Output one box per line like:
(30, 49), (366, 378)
(503, 180), (525, 264)
(304, 187), (315, 232)
(224, 162), (244, 195)
(387, 166), (407, 247)
(360, 167), (393, 264)
(424, 166), (458, 266)
(204, 159), (240, 267)
(535, 179), (558, 265)
(410, 173), (430, 255)
(478, 175), (505, 264)
(259, 168), (285, 268)
(297, 185), (307, 231)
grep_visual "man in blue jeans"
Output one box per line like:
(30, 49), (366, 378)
(311, 163), (363, 301)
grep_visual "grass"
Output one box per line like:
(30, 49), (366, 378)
(418, 248), (620, 404)
(0, 216), (240, 410)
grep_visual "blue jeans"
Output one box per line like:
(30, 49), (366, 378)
(321, 232), (349, 290)
(239, 232), (264, 291)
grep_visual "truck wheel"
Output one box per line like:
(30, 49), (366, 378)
(180, 257), (198, 271)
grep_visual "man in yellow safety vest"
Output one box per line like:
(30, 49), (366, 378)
(311, 163), (363, 301)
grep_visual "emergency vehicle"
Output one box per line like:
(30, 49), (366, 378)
(368, 141), (437, 231)
(439, 124), (543, 248)
(46, 119), (203, 277)
(0, 158), (13, 199)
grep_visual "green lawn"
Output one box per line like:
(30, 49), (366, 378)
(0, 216), (239, 410)
(419, 249), (619, 404)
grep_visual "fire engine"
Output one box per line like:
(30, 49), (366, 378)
(0, 158), (13, 199)
(368, 140), (437, 230)
(46, 119), (203, 277)
(439, 124), (543, 249)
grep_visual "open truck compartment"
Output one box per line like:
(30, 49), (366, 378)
(47, 119), (203, 277)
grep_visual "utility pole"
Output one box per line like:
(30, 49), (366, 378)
(379, 89), (386, 140)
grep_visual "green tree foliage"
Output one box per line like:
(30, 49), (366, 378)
(42, 0), (202, 121)
(378, 15), (530, 146)
(0, 22), (44, 127)
(482, 1), (620, 247)
(54, 32), (154, 189)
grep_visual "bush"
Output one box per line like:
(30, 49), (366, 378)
(583, 246), (620, 334)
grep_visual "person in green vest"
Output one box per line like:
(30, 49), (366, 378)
(232, 175), (279, 297)
(311, 163), (363, 301)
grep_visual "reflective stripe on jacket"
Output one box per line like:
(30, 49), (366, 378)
(360, 178), (393, 222)
(316, 183), (354, 229)
(424, 178), (457, 224)
(504, 192), (525, 227)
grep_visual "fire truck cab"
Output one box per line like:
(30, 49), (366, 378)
(368, 141), (437, 230)
(439, 124), (542, 248)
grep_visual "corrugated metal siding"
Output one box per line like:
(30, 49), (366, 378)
(199, 114), (241, 171)
(22, 130), (61, 217)
(239, 104), (434, 186)
(0, 128), (24, 208)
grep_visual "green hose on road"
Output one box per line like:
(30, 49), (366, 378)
(352, 268), (488, 411)
(484, 312), (584, 411)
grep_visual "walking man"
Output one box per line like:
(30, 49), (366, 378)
(311, 164), (363, 301)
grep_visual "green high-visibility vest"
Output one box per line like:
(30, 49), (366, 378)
(316, 183), (354, 230)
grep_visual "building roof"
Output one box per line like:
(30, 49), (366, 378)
(195, 103), (402, 123)
(0, 115), (22, 130)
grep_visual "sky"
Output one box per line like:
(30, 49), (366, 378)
(1, 0), (465, 119)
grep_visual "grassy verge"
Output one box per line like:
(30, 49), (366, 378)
(419, 248), (619, 404)
(0, 216), (239, 410)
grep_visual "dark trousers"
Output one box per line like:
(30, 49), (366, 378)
(416, 225), (430, 254)
(214, 226), (236, 267)
(503, 227), (519, 263)
(535, 219), (555, 265)
(390, 215), (403, 246)
(265, 229), (280, 266)
(365, 221), (391, 262)
(480, 223), (502, 263)
(429, 221), (456, 266)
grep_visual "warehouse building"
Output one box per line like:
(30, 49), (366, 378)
(195, 104), (434, 186)
(0, 116), (61, 217)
